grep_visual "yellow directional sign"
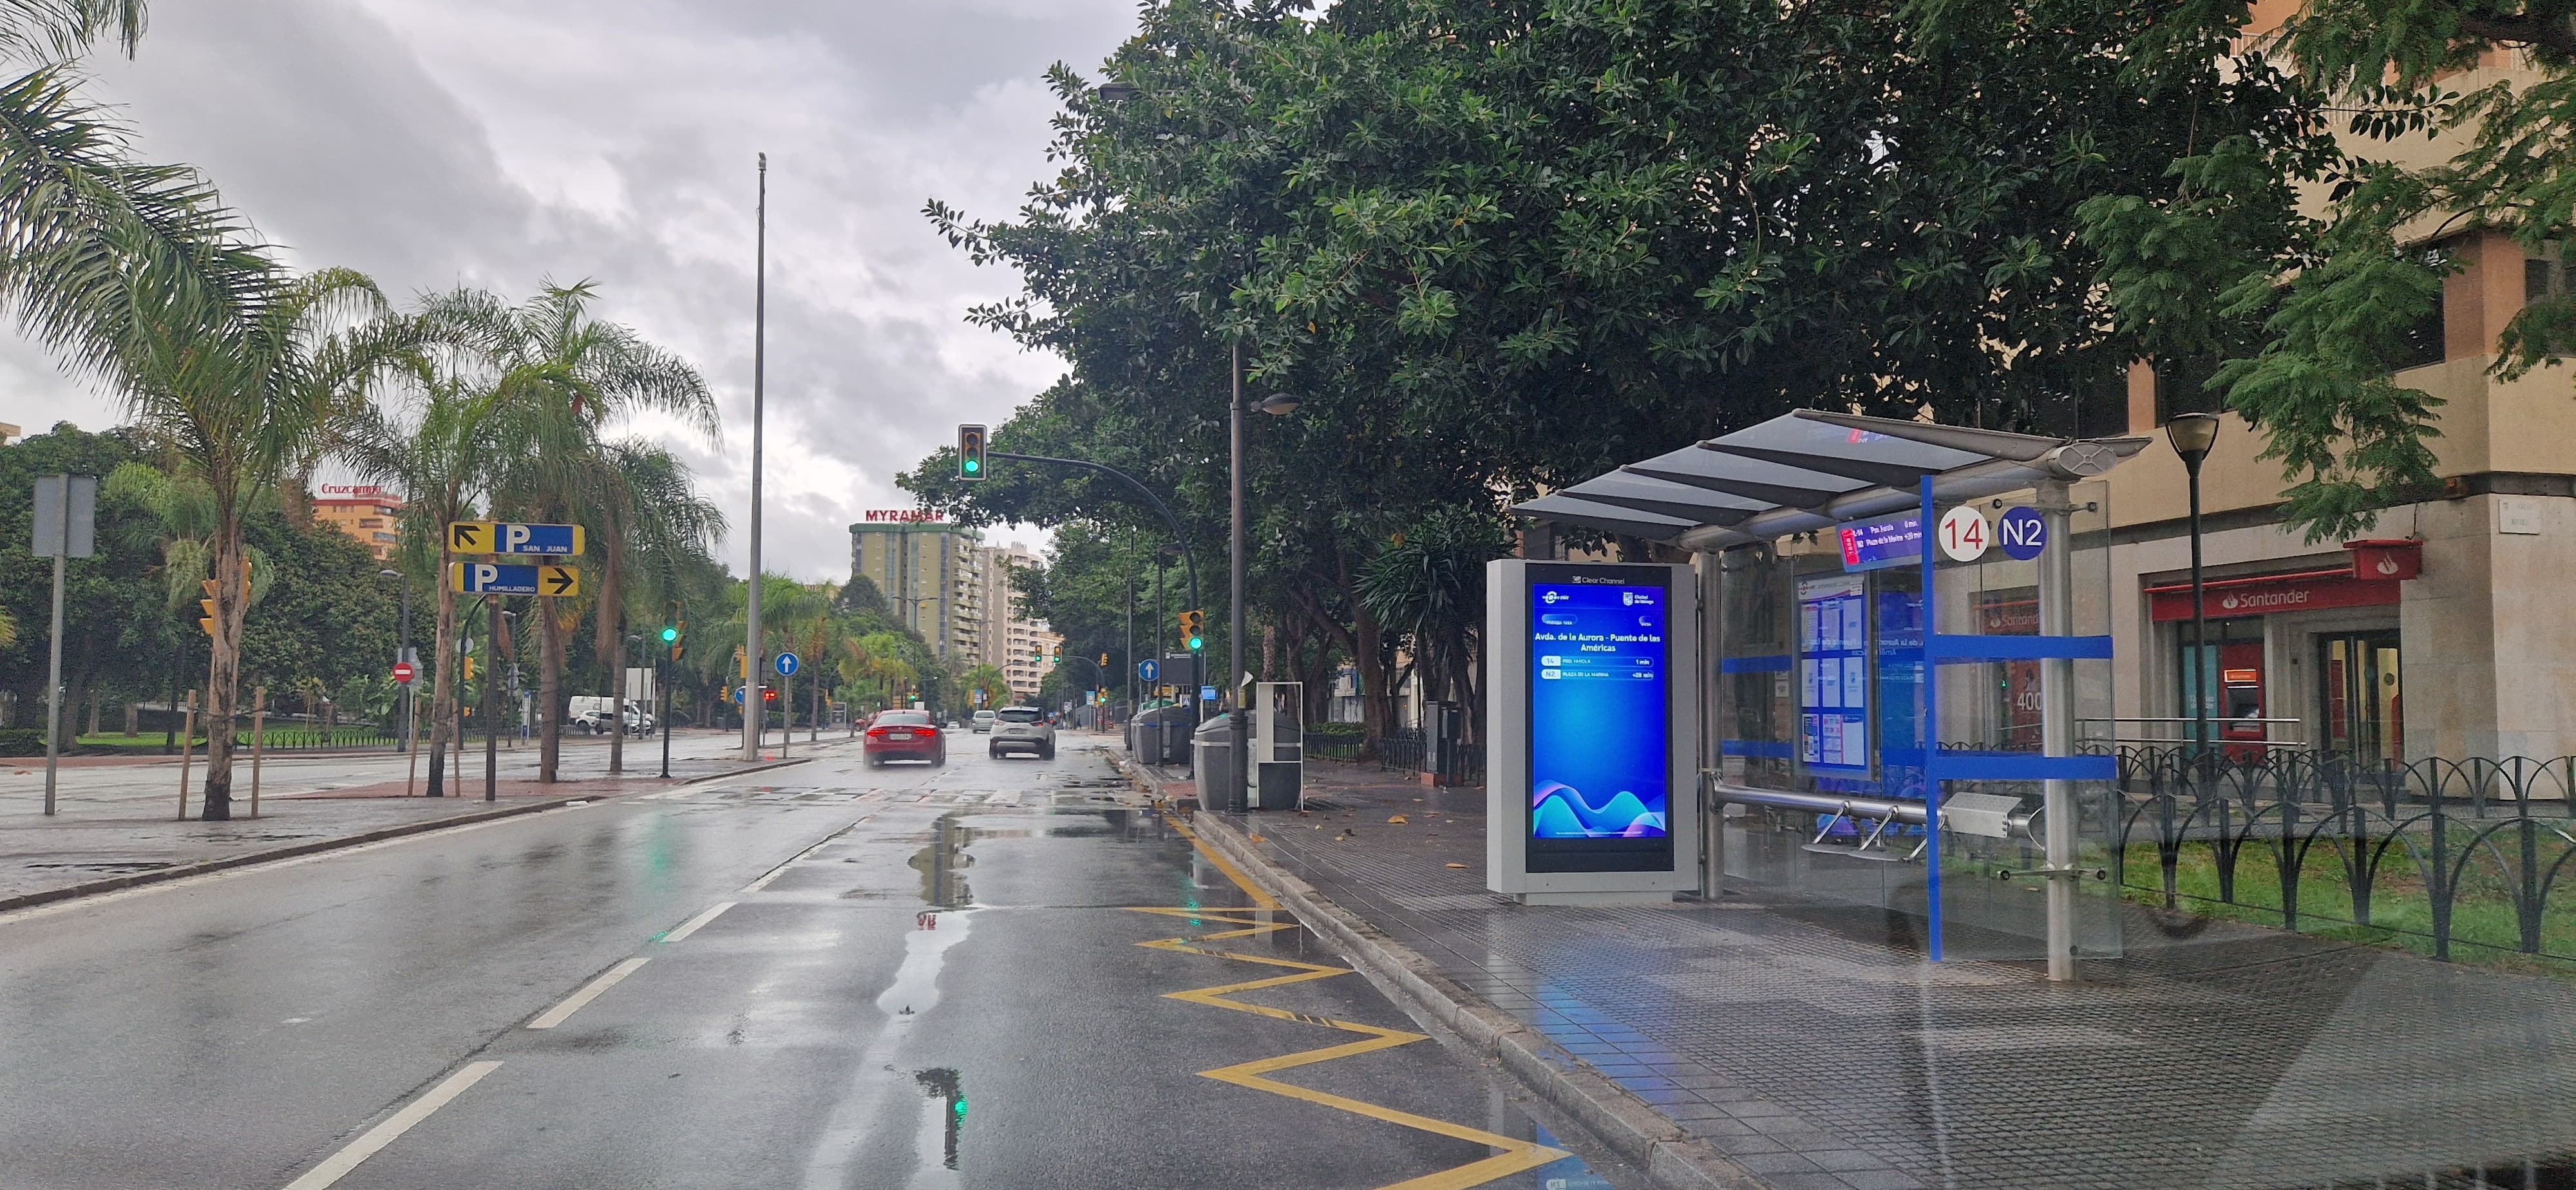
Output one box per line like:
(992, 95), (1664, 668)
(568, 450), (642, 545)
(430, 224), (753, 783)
(448, 522), (585, 556)
(448, 562), (582, 597)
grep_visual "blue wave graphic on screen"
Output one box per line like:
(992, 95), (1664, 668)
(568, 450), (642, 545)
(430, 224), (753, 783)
(1530, 781), (1668, 838)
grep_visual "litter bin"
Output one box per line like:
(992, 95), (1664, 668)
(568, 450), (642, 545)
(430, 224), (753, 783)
(1132, 717), (1162, 769)
(1191, 715), (1239, 813)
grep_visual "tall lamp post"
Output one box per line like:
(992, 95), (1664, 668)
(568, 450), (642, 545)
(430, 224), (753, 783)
(1228, 344), (1300, 813)
(2165, 413), (2221, 762)
(741, 151), (770, 762)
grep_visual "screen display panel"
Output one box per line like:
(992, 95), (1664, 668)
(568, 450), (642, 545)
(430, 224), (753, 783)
(1526, 563), (1673, 873)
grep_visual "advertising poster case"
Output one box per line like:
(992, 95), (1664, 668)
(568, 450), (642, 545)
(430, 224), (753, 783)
(1525, 563), (1674, 874)
(1797, 573), (1870, 775)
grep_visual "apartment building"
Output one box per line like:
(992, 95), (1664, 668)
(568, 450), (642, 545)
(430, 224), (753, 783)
(849, 513), (987, 663)
(313, 484), (402, 562)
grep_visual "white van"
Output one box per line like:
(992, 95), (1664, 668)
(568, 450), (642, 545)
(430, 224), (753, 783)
(971, 710), (998, 733)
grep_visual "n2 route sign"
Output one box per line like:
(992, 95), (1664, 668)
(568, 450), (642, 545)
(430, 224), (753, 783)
(448, 522), (585, 556)
(448, 562), (582, 597)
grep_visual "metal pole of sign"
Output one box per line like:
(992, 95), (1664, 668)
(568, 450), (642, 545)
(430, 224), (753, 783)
(40, 491), (66, 816)
(485, 601), (501, 802)
(250, 686), (265, 818)
(2035, 478), (2079, 983)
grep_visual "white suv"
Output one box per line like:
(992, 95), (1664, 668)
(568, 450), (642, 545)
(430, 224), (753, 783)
(971, 710), (998, 733)
(987, 706), (1055, 760)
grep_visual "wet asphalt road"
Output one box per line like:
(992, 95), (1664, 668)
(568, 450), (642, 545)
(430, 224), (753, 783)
(0, 735), (1627, 1189)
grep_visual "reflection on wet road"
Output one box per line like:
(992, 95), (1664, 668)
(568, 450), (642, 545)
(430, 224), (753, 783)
(0, 736), (1631, 1189)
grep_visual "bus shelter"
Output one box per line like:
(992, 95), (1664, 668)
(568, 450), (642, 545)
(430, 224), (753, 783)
(1518, 410), (2146, 979)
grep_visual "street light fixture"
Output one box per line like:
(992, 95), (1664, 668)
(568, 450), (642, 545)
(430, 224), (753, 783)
(2166, 412), (2221, 763)
(1095, 80), (1142, 104)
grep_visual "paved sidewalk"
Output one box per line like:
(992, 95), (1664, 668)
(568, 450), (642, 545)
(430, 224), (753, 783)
(0, 739), (841, 907)
(1137, 756), (2576, 1190)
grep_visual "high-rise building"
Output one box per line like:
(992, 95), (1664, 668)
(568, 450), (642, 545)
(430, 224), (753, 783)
(974, 542), (1059, 699)
(313, 484), (403, 562)
(849, 513), (986, 662)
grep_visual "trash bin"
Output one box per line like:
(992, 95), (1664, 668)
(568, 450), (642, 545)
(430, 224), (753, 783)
(1132, 717), (1162, 769)
(1191, 715), (1239, 813)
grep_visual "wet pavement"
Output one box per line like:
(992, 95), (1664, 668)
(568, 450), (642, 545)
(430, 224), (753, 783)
(1202, 759), (2576, 1190)
(0, 734), (1632, 1189)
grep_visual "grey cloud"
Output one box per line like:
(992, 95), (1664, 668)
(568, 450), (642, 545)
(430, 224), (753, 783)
(0, 0), (1127, 581)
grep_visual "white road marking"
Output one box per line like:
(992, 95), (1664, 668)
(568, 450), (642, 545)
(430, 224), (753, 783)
(659, 901), (735, 943)
(280, 1060), (502, 1189)
(741, 818), (863, 892)
(526, 957), (649, 1029)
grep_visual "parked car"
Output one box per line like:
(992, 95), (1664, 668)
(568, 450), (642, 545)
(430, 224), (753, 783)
(988, 706), (1055, 760)
(971, 710), (998, 733)
(864, 710), (947, 767)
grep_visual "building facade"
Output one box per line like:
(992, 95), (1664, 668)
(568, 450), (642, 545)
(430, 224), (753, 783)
(2096, 35), (2576, 764)
(313, 485), (403, 562)
(849, 514), (987, 663)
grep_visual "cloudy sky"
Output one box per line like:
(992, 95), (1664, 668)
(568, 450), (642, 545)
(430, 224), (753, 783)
(0, 0), (1139, 580)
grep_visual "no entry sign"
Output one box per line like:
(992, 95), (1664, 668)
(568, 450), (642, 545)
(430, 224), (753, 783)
(392, 661), (417, 685)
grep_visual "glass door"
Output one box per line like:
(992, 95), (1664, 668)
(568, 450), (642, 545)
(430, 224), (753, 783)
(2318, 630), (2403, 766)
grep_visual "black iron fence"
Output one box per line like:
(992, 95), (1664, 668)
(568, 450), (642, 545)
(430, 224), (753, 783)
(2105, 746), (2576, 967)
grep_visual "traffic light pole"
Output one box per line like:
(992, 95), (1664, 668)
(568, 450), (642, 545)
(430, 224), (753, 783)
(985, 450), (1201, 778)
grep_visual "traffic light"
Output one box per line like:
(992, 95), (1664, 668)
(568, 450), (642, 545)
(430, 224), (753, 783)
(957, 424), (987, 480)
(1178, 609), (1205, 651)
(661, 621), (681, 659)
(463, 656), (478, 682)
(198, 578), (218, 637)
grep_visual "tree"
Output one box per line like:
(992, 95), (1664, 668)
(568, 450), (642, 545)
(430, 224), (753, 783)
(430, 281), (715, 782)
(911, 0), (2284, 744)
(588, 440), (724, 771)
(960, 663), (1009, 714)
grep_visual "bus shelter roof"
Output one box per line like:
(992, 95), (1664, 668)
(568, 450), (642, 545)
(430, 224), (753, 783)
(1517, 410), (2148, 552)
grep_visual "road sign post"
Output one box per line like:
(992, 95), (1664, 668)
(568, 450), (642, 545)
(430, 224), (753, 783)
(33, 475), (95, 817)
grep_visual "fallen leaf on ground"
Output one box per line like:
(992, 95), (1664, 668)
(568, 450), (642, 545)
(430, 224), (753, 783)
(1387, 815), (1408, 824)
(1445, 862), (1468, 869)
(1247, 834), (1265, 843)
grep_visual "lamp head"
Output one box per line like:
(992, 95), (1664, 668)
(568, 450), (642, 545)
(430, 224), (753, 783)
(1254, 395), (1302, 416)
(1095, 81), (1141, 103)
(2164, 412), (2221, 469)
(378, 569), (400, 580)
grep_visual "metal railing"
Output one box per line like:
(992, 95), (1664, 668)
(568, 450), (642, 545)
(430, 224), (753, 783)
(2106, 746), (2576, 965)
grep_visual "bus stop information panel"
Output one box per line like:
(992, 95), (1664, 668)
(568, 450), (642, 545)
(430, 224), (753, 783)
(1487, 558), (1698, 903)
(1527, 565), (1673, 873)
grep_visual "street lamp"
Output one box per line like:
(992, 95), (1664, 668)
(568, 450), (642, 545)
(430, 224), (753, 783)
(2166, 412), (2221, 763)
(1229, 348), (1300, 814)
(379, 568), (411, 752)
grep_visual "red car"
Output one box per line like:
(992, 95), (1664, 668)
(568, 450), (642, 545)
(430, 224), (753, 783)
(864, 710), (946, 768)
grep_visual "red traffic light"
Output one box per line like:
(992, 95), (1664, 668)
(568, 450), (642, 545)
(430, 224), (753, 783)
(762, 688), (777, 703)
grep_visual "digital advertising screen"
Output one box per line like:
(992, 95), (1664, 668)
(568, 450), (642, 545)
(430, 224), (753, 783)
(1526, 565), (1673, 873)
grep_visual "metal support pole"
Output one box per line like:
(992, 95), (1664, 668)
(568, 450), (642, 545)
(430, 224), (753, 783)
(397, 580), (413, 751)
(41, 545), (64, 816)
(251, 686), (264, 818)
(658, 655), (672, 779)
(1227, 338), (1247, 814)
(484, 605), (500, 802)
(741, 151), (769, 762)
(2036, 479), (2079, 983)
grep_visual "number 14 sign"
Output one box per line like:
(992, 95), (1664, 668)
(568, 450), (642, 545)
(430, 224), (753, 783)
(1937, 505), (1990, 563)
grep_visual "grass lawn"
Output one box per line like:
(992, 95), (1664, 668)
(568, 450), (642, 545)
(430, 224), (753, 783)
(2119, 836), (2576, 976)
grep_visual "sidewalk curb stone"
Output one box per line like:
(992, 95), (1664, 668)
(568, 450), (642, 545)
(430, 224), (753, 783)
(1110, 751), (1771, 1190)
(1, 753), (817, 915)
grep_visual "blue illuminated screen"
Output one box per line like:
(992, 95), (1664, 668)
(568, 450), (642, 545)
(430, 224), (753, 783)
(1528, 580), (1669, 840)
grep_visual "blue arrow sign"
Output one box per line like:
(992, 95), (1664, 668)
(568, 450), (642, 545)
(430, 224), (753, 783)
(448, 522), (585, 556)
(1137, 659), (1160, 682)
(448, 562), (580, 597)
(775, 651), (800, 676)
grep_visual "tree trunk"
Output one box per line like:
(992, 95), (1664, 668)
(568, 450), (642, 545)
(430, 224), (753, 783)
(1354, 602), (1394, 761)
(538, 596), (564, 782)
(200, 524), (245, 820)
(426, 547), (460, 797)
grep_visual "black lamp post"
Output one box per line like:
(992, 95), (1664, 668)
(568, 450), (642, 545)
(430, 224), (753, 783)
(2166, 412), (2221, 760)
(1229, 365), (1301, 813)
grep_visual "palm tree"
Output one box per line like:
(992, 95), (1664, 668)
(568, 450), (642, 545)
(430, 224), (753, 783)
(589, 440), (724, 772)
(430, 281), (716, 782)
(343, 361), (508, 797)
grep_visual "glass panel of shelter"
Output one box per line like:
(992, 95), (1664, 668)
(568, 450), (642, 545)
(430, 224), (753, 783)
(1710, 483), (2123, 965)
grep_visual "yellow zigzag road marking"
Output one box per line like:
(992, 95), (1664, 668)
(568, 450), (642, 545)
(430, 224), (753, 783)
(1135, 823), (1568, 1189)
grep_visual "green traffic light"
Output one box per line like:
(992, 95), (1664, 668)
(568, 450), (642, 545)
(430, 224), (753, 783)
(659, 626), (678, 643)
(1188, 635), (1204, 650)
(963, 458), (980, 473)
